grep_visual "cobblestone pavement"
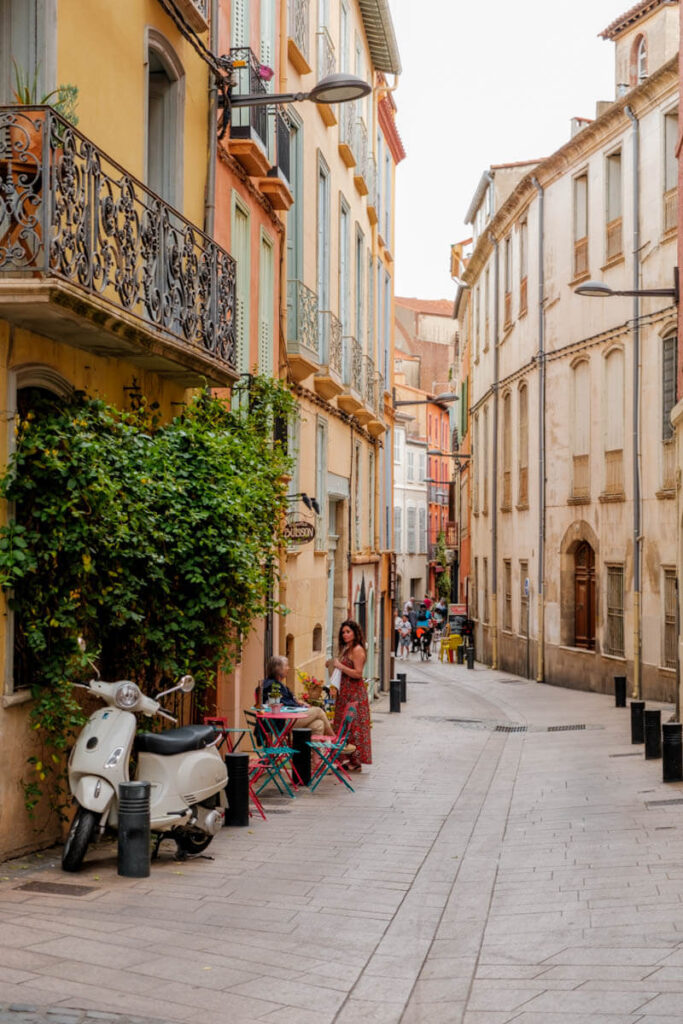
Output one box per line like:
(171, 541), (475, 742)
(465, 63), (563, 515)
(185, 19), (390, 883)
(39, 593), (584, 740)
(2, 657), (683, 1023)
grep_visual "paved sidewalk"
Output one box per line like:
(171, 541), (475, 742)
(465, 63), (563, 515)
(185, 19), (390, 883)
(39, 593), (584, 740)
(2, 659), (683, 1023)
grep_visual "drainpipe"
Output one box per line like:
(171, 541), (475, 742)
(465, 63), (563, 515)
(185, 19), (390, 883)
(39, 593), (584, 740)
(625, 105), (642, 700)
(532, 177), (545, 683)
(203, 0), (219, 236)
(489, 231), (500, 670)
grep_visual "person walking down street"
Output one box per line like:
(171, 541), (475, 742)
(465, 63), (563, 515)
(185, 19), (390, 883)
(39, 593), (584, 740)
(327, 620), (372, 771)
(394, 610), (403, 657)
(398, 614), (412, 660)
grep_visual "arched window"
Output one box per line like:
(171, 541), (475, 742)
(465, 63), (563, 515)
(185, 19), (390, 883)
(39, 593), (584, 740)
(146, 30), (185, 207)
(572, 359), (590, 500)
(636, 35), (647, 82)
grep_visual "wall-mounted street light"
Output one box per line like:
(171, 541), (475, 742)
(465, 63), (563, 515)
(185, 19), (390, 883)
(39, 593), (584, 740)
(427, 448), (471, 464)
(574, 270), (678, 303)
(287, 492), (321, 515)
(230, 72), (372, 109)
(393, 391), (459, 408)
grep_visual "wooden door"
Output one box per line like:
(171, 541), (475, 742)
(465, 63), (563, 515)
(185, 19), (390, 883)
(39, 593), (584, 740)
(574, 542), (595, 649)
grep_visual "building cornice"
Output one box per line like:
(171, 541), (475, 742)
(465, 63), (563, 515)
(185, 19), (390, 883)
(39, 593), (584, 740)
(463, 56), (678, 285)
(600, 0), (676, 40)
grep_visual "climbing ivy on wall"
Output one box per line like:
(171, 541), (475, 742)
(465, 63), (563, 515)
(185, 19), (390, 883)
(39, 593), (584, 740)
(0, 378), (296, 810)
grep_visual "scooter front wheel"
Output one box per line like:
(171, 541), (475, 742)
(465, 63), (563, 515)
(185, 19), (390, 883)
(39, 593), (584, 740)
(62, 806), (100, 872)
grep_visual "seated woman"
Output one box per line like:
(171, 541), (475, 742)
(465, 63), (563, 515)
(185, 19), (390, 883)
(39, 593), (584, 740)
(262, 655), (334, 737)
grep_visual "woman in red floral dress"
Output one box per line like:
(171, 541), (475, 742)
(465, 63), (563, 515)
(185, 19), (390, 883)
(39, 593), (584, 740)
(328, 620), (372, 771)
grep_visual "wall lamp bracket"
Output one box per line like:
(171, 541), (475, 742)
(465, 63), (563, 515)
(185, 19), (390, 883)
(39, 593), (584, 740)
(287, 492), (321, 515)
(575, 267), (679, 304)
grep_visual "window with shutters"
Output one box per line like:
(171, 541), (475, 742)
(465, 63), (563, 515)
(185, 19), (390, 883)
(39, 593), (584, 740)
(355, 226), (364, 349)
(232, 0), (249, 46)
(603, 348), (624, 498)
(258, 232), (274, 374)
(605, 565), (625, 657)
(501, 392), (512, 510)
(418, 451), (426, 483)
(503, 236), (512, 327)
(571, 360), (591, 501)
(663, 567), (677, 669)
(393, 506), (402, 553)
(473, 414), (479, 515)
(393, 427), (401, 464)
(519, 220), (528, 316)
(354, 442), (361, 550)
(664, 110), (678, 233)
(518, 383), (528, 507)
(0, 0), (54, 104)
(232, 195), (250, 378)
(406, 449), (415, 482)
(315, 417), (328, 550)
(605, 150), (622, 262)
(472, 558), (478, 619)
(418, 506), (427, 554)
(406, 506), (416, 554)
(519, 560), (529, 636)
(474, 285), (480, 362)
(482, 405), (489, 514)
(573, 173), (589, 279)
(503, 560), (512, 630)
(368, 449), (375, 548)
(260, 0), (276, 159)
(317, 156), (330, 355)
(484, 268), (490, 350)
(661, 331), (677, 491)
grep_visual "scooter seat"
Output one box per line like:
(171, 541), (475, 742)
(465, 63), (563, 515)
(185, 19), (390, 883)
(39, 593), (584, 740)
(135, 724), (216, 756)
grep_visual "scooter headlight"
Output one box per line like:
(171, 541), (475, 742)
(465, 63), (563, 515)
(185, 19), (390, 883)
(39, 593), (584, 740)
(114, 682), (141, 710)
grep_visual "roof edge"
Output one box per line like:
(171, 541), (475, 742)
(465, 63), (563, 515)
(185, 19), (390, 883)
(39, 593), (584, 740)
(357, 0), (402, 74)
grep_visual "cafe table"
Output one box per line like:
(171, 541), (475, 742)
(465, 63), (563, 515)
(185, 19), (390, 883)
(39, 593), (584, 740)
(250, 707), (310, 791)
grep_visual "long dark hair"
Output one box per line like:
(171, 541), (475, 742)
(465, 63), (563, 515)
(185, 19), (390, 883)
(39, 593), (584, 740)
(338, 619), (366, 651)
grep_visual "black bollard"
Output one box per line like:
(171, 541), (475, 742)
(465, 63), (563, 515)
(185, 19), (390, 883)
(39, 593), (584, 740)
(662, 722), (683, 782)
(225, 753), (250, 826)
(397, 672), (407, 703)
(118, 781), (151, 878)
(630, 701), (645, 744)
(456, 644), (465, 665)
(465, 646), (475, 670)
(644, 709), (662, 760)
(291, 728), (312, 787)
(614, 675), (627, 707)
(390, 678), (401, 713)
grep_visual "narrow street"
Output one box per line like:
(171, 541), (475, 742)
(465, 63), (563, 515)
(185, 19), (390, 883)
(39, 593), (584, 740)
(2, 659), (683, 1023)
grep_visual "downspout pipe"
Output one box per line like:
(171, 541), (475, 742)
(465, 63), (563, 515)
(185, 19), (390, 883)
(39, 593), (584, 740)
(532, 176), (545, 683)
(489, 231), (500, 670)
(625, 104), (642, 700)
(203, 0), (219, 236)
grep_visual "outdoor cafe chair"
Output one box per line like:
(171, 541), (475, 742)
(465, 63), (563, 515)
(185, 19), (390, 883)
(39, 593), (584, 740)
(243, 709), (300, 798)
(306, 702), (358, 793)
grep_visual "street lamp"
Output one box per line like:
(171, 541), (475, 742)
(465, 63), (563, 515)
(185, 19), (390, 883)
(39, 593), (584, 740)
(574, 266), (679, 704)
(393, 392), (459, 407)
(230, 72), (372, 109)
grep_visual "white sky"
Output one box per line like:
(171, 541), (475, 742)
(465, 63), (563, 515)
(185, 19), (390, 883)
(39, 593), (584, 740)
(391, 0), (633, 300)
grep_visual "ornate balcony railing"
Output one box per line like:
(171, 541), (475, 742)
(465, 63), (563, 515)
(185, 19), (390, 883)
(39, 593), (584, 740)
(339, 103), (356, 162)
(287, 279), (319, 359)
(318, 309), (342, 376)
(374, 371), (384, 416)
(363, 354), (375, 406)
(287, 0), (310, 65)
(0, 106), (236, 371)
(229, 47), (269, 151)
(270, 107), (291, 185)
(317, 27), (335, 80)
(351, 337), (362, 393)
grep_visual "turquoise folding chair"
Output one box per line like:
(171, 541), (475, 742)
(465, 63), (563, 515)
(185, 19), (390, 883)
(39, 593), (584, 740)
(307, 703), (358, 793)
(243, 710), (299, 798)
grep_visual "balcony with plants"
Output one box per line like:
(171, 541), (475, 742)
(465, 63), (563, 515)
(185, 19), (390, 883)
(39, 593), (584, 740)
(0, 106), (237, 385)
(227, 48), (271, 177)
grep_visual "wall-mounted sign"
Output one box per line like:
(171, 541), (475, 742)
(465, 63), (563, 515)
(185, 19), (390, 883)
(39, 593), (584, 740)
(284, 517), (316, 545)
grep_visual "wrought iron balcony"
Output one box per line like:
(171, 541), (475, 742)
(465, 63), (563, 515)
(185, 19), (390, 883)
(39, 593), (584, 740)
(0, 106), (237, 384)
(353, 117), (369, 196)
(314, 309), (343, 400)
(339, 104), (357, 168)
(366, 153), (378, 224)
(286, 279), (319, 381)
(363, 354), (375, 407)
(338, 335), (362, 415)
(287, 0), (310, 72)
(316, 28), (337, 126)
(261, 108), (293, 211)
(229, 48), (269, 160)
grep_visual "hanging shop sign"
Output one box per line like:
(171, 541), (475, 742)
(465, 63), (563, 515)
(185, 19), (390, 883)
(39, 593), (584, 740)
(284, 516), (316, 545)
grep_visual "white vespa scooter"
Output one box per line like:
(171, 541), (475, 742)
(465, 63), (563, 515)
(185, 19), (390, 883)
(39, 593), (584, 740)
(63, 670), (227, 872)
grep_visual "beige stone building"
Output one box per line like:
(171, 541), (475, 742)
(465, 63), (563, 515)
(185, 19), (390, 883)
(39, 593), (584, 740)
(464, 0), (679, 699)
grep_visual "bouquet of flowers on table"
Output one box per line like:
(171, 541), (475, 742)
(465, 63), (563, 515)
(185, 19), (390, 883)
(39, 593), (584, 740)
(297, 670), (325, 707)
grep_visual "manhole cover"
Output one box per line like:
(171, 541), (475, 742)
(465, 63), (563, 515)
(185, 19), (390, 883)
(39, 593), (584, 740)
(16, 880), (97, 896)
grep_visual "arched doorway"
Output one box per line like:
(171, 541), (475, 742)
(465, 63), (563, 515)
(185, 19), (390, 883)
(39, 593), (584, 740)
(574, 541), (596, 649)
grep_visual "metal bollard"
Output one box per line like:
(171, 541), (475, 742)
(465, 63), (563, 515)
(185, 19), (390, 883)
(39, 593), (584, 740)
(630, 700), (645, 744)
(456, 645), (465, 665)
(291, 728), (312, 787)
(644, 709), (662, 760)
(397, 671), (407, 703)
(225, 753), (250, 826)
(614, 675), (627, 708)
(118, 781), (151, 878)
(662, 722), (683, 782)
(465, 646), (475, 670)
(390, 678), (401, 713)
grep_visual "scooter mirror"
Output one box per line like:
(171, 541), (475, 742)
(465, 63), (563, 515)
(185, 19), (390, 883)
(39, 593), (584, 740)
(179, 674), (195, 693)
(77, 636), (87, 653)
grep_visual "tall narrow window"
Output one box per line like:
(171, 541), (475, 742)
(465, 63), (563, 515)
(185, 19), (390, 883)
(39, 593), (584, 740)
(418, 506), (427, 553)
(474, 285), (480, 362)
(483, 557), (489, 623)
(354, 442), (361, 550)
(606, 151), (622, 261)
(573, 173), (588, 278)
(317, 158), (330, 359)
(518, 384), (528, 507)
(286, 115), (303, 283)
(407, 449), (415, 482)
(258, 233), (274, 374)
(393, 506), (402, 553)
(605, 565), (625, 657)
(146, 37), (185, 207)
(503, 236), (512, 326)
(315, 417), (328, 550)
(472, 558), (478, 619)
(355, 227), (364, 349)
(572, 360), (591, 500)
(393, 428), (401, 463)
(232, 197), (250, 376)
(663, 568), (677, 669)
(519, 560), (529, 636)
(664, 110), (678, 233)
(662, 332), (677, 489)
(418, 451), (426, 483)
(484, 267), (490, 349)
(0, 0), (52, 104)
(503, 560), (512, 630)
(502, 392), (512, 510)
(636, 35), (647, 83)
(604, 349), (624, 496)
(483, 405), (489, 514)
(473, 414), (479, 514)
(519, 221), (528, 315)
(368, 449), (375, 548)
(407, 507), (416, 554)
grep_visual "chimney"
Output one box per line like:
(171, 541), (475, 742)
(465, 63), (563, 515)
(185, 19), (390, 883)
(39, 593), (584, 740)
(570, 116), (592, 138)
(595, 100), (612, 119)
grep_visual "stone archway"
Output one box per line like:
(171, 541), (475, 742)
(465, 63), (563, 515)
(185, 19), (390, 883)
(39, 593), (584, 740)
(559, 520), (600, 649)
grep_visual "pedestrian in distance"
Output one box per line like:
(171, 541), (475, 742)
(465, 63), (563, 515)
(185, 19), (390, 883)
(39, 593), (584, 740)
(398, 614), (412, 660)
(327, 619), (372, 771)
(394, 610), (403, 657)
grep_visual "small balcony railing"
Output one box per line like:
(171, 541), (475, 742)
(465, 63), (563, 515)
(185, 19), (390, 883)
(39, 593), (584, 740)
(287, 279), (319, 359)
(318, 309), (342, 376)
(374, 371), (384, 416)
(269, 107), (291, 185)
(606, 216), (622, 261)
(229, 47), (269, 152)
(664, 187), (678, 234)
(287, 0), (310, 65)
(363, 354), (375, 406)
(0, 106), (236, 372)
(574, 236), (588, 278)
(446, 521), (458, 548)
(339, 104), (357, 166)
(354, 116), (368, 186)
(317, 26), (335, 79)
(342, 335), (362, 392)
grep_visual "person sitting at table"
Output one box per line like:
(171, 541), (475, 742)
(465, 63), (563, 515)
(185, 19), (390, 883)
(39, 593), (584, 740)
(262, 655), (335, 737)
